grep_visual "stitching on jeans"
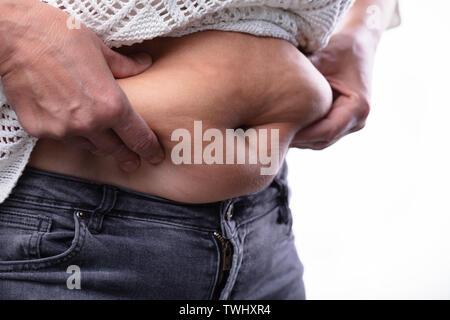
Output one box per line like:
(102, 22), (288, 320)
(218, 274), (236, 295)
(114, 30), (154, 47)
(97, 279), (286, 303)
(4, 195), (220, 231)
(107, 214), (216, 233)
(27, 231), (37, 259)
(0, 212), (52, 232)
(119, 192), (221, 208)
(0, 224), (86, 273)
(0, 219), (41, 230)
(36, 232), (44, 259)
(4, 195), (80, 210)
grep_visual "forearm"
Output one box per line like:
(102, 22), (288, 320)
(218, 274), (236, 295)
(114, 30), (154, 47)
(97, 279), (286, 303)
(335, 0), (399, 50)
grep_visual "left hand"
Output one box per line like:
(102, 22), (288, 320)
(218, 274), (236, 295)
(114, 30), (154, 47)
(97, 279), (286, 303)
(291, 33), (376, 150)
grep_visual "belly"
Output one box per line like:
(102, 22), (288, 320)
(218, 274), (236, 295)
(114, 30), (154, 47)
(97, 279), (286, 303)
(27, 31), (332, 203)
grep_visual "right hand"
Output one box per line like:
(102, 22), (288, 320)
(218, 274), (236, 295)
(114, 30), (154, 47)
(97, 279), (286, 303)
(0, 0), (165, 172)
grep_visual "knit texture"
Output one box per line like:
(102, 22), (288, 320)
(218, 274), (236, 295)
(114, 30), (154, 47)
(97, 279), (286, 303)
(0, 0), (354, 203)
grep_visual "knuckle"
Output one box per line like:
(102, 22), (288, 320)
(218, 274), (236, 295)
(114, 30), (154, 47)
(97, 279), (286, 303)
(355, 94), (371, 119)
(21, 122), (41, 138)
(48, 124), (69, 139)
(99, 90), (125, 122)
(108, 103), (124, 121)
(361, 101), (371, 119)
(69, 118), (98, 134)
(22, 121), (68, 139)
(129, 134), (155, 154)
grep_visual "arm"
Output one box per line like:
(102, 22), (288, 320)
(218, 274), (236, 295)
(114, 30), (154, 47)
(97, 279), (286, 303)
(291, 0), (399, 149)
(0, 0), (164, 171)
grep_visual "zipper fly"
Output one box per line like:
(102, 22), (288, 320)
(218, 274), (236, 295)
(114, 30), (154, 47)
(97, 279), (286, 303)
(213, 231), (233, 299)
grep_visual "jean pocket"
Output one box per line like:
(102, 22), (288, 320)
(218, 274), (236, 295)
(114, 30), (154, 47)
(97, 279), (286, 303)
(0, 205), (86, 272)
(0, 210), (52, 262)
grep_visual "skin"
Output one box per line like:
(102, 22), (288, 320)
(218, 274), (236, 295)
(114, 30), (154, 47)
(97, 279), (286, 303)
(28, 31), (333, 203)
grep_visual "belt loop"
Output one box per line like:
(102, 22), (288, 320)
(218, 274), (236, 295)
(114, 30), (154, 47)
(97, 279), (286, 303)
(88, 185), (117, 233)
(225, 201), (234, 221)
(221, 199), (236, 239)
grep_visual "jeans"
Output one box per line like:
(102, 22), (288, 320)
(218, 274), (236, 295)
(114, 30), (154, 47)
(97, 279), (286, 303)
(0, 163), (305, 299)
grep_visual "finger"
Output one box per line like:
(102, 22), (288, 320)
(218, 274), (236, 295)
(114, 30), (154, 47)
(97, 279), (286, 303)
(112, 107), (165, 165)
(292, 135), (342, 150)
(293, 143), (331, 150)
(65, 136), (110, 157)
(102, 45), (153, 79)
(63, 136), (97, 152)
(293, 96), (359, 144)
(87, 130), (142, 172)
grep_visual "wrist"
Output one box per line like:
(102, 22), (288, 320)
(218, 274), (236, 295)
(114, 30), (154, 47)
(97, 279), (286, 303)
(0, 0), (38, 64)
(333, 0), (399, 53)
(333, 24), (382, 54)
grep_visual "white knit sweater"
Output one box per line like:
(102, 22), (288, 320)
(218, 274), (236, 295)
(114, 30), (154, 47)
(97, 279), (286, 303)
(0, 0), (355, 203)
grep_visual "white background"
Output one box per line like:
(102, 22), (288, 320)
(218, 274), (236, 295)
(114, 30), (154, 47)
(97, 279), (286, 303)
(288, 0), (450, 299)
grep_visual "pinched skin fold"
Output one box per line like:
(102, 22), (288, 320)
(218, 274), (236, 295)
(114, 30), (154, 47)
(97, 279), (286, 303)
(29, 31), (333, 203)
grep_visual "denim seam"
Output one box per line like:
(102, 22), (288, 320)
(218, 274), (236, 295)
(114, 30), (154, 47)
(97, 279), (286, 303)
(35, 232), (45, 259)
(106, 213), (217, 233)
(7, 192), (223, 213)
(0, 219), (41, 231)
(0, 212), (52, 232)
(116, 192), (222, 208)
(27, 231), (39, 260)
(4, 196), (82, 211)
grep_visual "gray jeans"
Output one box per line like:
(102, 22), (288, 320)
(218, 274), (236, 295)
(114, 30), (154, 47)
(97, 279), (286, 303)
(0, 163), (305, 299)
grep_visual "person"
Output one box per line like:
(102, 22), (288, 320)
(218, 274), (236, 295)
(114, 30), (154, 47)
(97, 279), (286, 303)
(0, 0), (399, 299)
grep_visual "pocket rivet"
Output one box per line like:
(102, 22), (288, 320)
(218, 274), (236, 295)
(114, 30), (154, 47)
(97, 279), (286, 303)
(77, 211), (84, 217)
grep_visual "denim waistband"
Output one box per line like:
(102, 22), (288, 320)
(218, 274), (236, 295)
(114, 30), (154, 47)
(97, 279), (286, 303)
(4, 163), (289, 232)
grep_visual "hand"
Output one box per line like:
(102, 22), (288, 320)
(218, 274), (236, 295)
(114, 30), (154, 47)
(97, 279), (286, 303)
(291, 33), (375, 150)
(0, 0), (164, 172)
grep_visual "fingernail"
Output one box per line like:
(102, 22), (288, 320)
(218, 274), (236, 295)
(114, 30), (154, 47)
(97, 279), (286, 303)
(120, 161), (139, 172)
(133, 52), (152, 66)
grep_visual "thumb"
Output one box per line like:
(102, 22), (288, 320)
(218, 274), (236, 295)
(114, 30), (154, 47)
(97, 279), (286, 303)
(103, 47), (152, 79)
(293, 95), (357, 144)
